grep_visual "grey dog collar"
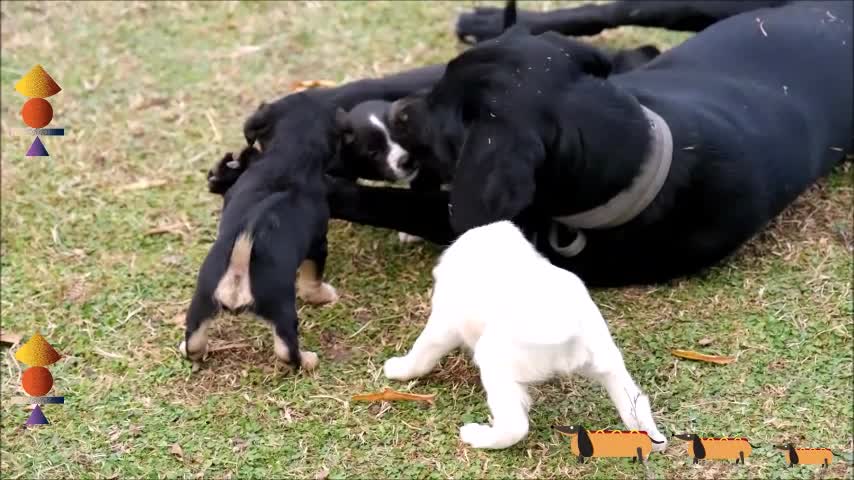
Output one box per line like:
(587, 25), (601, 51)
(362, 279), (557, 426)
(549, 105), (673, 257)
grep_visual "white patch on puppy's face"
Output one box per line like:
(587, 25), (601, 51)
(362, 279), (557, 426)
(368, 114), (416, 181)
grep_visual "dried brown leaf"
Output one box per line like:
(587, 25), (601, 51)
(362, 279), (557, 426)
(290, 79), (337, 92)
(671, 349), (735, 365)
(170, 443), (184, 458)
(0, 330), (23, 345)
(351, 387), (436, 405)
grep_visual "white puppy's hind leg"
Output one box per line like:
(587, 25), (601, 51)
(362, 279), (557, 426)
(585, 349), (668, 452)
(460, 365), (531, 449)
(383, 312), (461, 381)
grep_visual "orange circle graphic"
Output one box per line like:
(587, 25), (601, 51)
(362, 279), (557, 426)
(21, 98), (53, 128)
(21, 366), (53, 396)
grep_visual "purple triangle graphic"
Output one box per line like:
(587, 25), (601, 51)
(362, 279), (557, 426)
(26, 136), (49, 157)
(26, 405), (49, 425)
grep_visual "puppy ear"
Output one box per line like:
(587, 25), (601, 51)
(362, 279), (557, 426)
(449, 122), (543, 234)
(334, 107), (355, 144)
(243, 101), (273, 147)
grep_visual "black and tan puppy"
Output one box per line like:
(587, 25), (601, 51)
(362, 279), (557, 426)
(180, 92), (342, 371)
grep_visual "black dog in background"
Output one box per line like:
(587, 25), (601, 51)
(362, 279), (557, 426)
(380, 0), (851, 286)
(456, 0), (792, 44)
(180, 93), (342, 371)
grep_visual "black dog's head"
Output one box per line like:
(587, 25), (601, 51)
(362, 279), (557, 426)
(387, 27), (616, 234)
(331, 100), (420, 182)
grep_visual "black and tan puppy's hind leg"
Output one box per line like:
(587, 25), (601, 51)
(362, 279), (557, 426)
(297, 234), (338, 305)
(256, 295), (319, 372)
(179, 254), (225, 370)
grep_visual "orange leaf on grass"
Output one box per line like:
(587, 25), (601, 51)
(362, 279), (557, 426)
(351, 387), (436, 405)
(671, 349), (735, 365)
(290, 79), (337, 93)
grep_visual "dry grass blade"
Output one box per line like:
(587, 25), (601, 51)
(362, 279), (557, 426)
(208, 342), (251, 353)
(145, 222), (190, 237)
(114, 179), (168, 194)
(671, 349), (736, 365)
(351, 387), (436, 405)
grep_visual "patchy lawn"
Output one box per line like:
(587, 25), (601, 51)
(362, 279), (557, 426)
(1, 1), (851, 479)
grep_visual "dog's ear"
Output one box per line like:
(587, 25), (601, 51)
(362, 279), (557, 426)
(542, 34), (613, 78)
(335, 107), (355, 144)
(567, 39), (613, 78)
(244, 101), (274, 147)
(449, 121), (543, 234)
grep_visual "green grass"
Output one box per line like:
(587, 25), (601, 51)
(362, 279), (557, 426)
(1, 1), (852, 479)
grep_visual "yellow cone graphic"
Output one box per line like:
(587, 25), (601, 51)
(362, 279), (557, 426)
(15, 65), (62, 98)
(14, 332), (61, 367)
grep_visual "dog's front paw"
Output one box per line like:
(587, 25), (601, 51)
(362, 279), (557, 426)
(397, 232), (423, 244)
(383, 356), (415, 381)
(299, 282), (339, 305)
(650, 436), (668, 453)
(455, 7), (505, 44)
(460, 423), (499, 448)
(207, 153), (246, 194)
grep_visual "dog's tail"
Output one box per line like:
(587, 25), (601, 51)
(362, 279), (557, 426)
(503, 0), (517, 30)
(214, 192), (290, 310)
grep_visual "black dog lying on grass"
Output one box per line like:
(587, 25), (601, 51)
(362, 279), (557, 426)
(179, 92), (342, 371)
(455, 0), (792, 44)
(377, 0), (852, 286)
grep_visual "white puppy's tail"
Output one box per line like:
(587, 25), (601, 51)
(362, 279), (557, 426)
(214, 231), (255, 310)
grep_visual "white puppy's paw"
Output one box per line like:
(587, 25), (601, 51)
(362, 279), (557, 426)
(460, 423), (499, 449)
(398, 232), (423, 244)
(383, 356), (415, 380)
(650, 436), (668, 453)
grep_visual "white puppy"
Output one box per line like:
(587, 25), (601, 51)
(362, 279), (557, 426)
(383, 221), (667, 450)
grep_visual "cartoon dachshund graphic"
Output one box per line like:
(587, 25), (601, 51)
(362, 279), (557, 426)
(674, 433), (757, 465)
(775, 444), (836, 468)
(554, 425), (665, 464)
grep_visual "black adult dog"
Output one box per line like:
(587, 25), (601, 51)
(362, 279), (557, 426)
(456, 0), (792, 44)
(180, 93), (342, 371)
(328, 0), (852, 287)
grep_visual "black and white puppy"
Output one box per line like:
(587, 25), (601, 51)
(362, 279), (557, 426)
(334, 100), (419, 183)
(332, 100), (445, 243)
(180, 92), (342, 371)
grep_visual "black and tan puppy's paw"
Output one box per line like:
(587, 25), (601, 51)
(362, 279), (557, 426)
(207, 147), (262, 195)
